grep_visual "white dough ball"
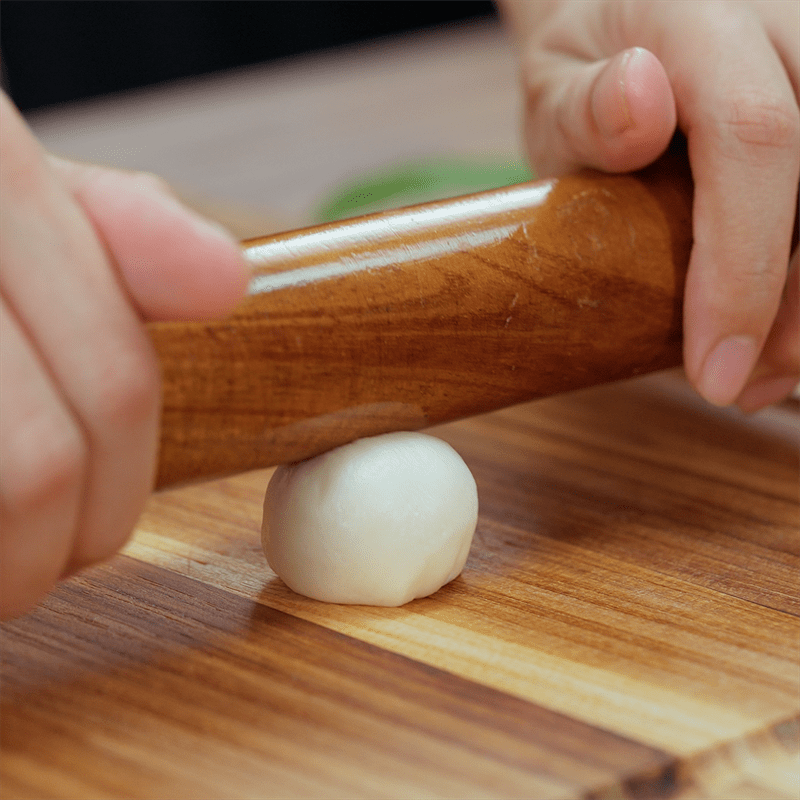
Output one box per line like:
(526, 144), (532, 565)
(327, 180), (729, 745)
(261, 431), (478, 606)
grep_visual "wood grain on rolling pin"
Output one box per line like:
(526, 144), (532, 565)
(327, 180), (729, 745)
(150, 142), (692, 488)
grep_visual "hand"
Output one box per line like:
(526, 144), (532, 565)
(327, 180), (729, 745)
(501, 0), (799, 411)
(0, 92), (248, 618)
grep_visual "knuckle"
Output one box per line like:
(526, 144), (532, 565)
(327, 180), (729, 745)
(79, 167), (177, 207)
(0, 510), (66, 619)
(521, 69), (571, 174)
(0, 130), (49, 204)
(90, 342), (160, 433)
(1, 413), (86, 518)
(730, 262), (787, 298)
(725, 94), (800, 153)
(92, 523), (135, 566)
(521, 77), (548, 142)
(523, 108), (550, 172)
(0, 562), (52, 619)
(0, 155), (48, 203)
(128, 170), (176, 200)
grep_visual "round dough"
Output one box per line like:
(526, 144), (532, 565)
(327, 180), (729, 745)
(261, 431), (478, 606)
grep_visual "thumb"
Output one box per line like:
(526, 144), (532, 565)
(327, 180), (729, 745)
(524, 47), (678, 177)
(48, 156), (248, 322)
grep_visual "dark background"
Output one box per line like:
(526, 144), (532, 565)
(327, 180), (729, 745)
(1, 1), (496, 111)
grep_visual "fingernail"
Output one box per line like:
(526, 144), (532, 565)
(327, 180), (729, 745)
(173, 202), (239, 245)
(617, 49), (637, 131)
(185, 209), (239, 245)
(736, 374), (799, 413)
(698, 335), (758, 406)
(139, 177), (239, 245)
(596, 48), (636, 138)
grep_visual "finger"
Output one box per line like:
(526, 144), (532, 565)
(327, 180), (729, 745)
(663, 7), (800, 406)
(736, 246), (799, 412)
(0, 301), (84, 618)
(49, 157), (248, 322)
(1, 93), (160, 573)
(760, 0), (800, 100)
(523, 46), (677, 176)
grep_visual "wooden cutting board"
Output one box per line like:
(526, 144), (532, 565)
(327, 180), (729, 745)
(2, 371), (797, 800)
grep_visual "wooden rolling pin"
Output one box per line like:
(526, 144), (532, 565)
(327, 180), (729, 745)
(150, 141), (693, 489)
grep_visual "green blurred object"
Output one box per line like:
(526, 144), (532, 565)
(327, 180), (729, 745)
(314, 157), (534, 222)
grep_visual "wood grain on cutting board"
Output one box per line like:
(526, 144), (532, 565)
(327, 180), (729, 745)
(2, 373), (797, 800)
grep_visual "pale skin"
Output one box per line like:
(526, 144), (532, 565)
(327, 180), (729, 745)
(2, 0), (798, 618)
(0, 94), (248, 618)
(500, 0), (799, 411)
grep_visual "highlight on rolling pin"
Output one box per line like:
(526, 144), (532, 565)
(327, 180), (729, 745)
(149, 141), (693, 489)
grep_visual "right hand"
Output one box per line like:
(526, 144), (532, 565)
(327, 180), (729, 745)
(501, 0), (799, 411)
(0, 91), (248, 619)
